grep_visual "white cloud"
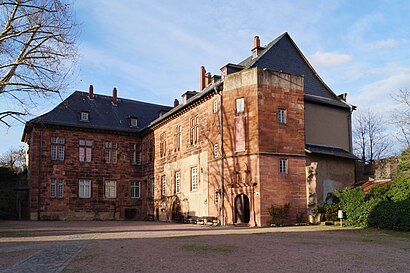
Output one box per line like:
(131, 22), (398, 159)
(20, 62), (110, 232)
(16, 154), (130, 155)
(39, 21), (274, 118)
(367, 39), (404, 49)
(310, 51), (352, 68)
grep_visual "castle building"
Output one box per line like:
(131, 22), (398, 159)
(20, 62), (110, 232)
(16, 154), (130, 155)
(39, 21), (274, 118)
(22, 33), (357, 226)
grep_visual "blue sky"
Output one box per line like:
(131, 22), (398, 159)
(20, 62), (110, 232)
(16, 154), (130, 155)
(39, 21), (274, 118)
(1, 0), (410, 154)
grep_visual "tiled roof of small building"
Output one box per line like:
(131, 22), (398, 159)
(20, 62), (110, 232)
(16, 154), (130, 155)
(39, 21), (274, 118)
(305, 143), (358, 160)
(26, 91), (172, 133)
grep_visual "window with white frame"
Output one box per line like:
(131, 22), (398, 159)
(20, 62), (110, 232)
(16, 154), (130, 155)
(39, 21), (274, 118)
(279, 159), (288, 174)
(214, 143), (219, 159)
(105, 181), (116, 198)
(130, 118), (138, 127)
(191, 167), (198, 190)
(213, 99), (218, 113)
(58, 179), (64, 198)
(80, 111), (89, 121)
(175, 171), (181, 193)
(51, 137), (65, 161)
(278, 109), (286, 124)
(236, 98), (244, 113)
(105, 142), (118, 164)
(50, 178), (56, 198)
(79, 140), (92, 162)
(79, 179), (91, 198)
(161, 175), (166, 195)
(130, 181), (141, 198)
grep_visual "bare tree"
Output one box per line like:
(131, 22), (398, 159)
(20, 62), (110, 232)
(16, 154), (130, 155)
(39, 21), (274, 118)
(353, 109), (391, 163)
(392, 88), (410, 150)
(0, 146), (26, 170)
(0, 0), (78, 127)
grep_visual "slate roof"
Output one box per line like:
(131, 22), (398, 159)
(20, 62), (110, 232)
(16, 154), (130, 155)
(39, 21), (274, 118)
(25, 91), (172, 134)
(238, 32), (346, 104)
(305, 143), (358, 160)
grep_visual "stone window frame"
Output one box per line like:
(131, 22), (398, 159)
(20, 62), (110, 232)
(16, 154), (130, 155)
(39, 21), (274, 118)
(79, 140), (93, 162)
(104, 142), (118, 164)
(278, 108), (287, 124)
(175, 170), (181, 193)
(174, 125), (182, 152)
(213, 99), (218, 114)
(104, 180), (117, 198)
(190, 116), (199, 145)
(79, 179), (91, 198)
(57, 179), (64, 198)
(191, 166), (198, 191)
(51, 137), (65, 161)
(50, 178), (56, 198)
(130, 181), (141, 198)
(279, 159), (288, 174)
(160, 133), (166, 157)
(161, 175), (166, 196)
(236, 97), (245, 113)
(213, 143), (219, 159)
(151, 177), (155, 197)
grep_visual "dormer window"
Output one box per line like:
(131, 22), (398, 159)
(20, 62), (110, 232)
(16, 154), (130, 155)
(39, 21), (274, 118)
(80, 111), (89, 122)
(130, 118), (138, 127)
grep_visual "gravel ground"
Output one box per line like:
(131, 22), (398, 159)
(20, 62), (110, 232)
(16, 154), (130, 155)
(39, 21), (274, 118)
(0, 221), (409, 273)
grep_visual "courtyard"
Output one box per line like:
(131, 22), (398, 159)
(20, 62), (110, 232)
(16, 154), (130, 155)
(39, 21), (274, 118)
(0, 221), (409, 273)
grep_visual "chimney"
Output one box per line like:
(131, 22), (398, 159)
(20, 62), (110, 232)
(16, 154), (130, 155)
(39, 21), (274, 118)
(253, 36), (260, 48)
(252, 35), (263, 60)
(174, 99), (179, 107)
(112, 87), (117, 104)
(338, 93), (347, 102)
(205, 72), (212, 86)
(200, 66), (206, 91)
(89, 85), (94, 98)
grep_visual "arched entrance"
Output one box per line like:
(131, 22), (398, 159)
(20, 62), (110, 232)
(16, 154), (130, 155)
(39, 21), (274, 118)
(235, 193), (250, 224)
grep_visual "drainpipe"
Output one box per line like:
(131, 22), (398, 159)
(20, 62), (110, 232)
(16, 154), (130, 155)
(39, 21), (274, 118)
(37, 124), (43, 220)
(215, 85), (224, 226)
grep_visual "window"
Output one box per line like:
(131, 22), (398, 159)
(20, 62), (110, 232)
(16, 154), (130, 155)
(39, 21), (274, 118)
(149, 140), (154, 162)
(79, 179), (91, 198)
(213, 99), (218, 113)
(131, 181), (141, 198)
(130, 118), (138, 127)
(51, 137), (65, 161)
(279, 159), (288, 174)
(214, 144), (219, 159)
(175, 171), (181, 193)
(214, 191), (219, 204)
(80, 111), (89, 121)
(51, 178), (64, 198)
(130, 144), (141, 165)
(151, 177), (155, 197)
(50, 178), (56, 198)
(278, 109), (286, 124)
(160, 133), (166, 157)
(105, 142), (117, 164)
(191, 167), (198, 190)
(79, 140), (93, 162)
(105, 181), (116, 198)
(174, 125), (181, 151)
(190, 116), (199, 144)
(236, 98), (244, 113)
(58, 179), (64, 198)
(161, 175), (166, 195)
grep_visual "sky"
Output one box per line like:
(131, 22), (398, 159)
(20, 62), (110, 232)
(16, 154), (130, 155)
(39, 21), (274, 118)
(1, 0), (410, 155)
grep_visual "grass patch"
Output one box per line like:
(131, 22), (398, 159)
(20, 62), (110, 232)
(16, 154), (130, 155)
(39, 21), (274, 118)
(182, 244), (236, 253)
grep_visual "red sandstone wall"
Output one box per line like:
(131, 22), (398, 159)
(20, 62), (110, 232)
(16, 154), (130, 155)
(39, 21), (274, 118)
(28, 127), (149, 220)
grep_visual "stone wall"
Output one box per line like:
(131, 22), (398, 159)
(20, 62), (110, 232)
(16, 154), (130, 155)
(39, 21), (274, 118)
(28, 127), (149, 220)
